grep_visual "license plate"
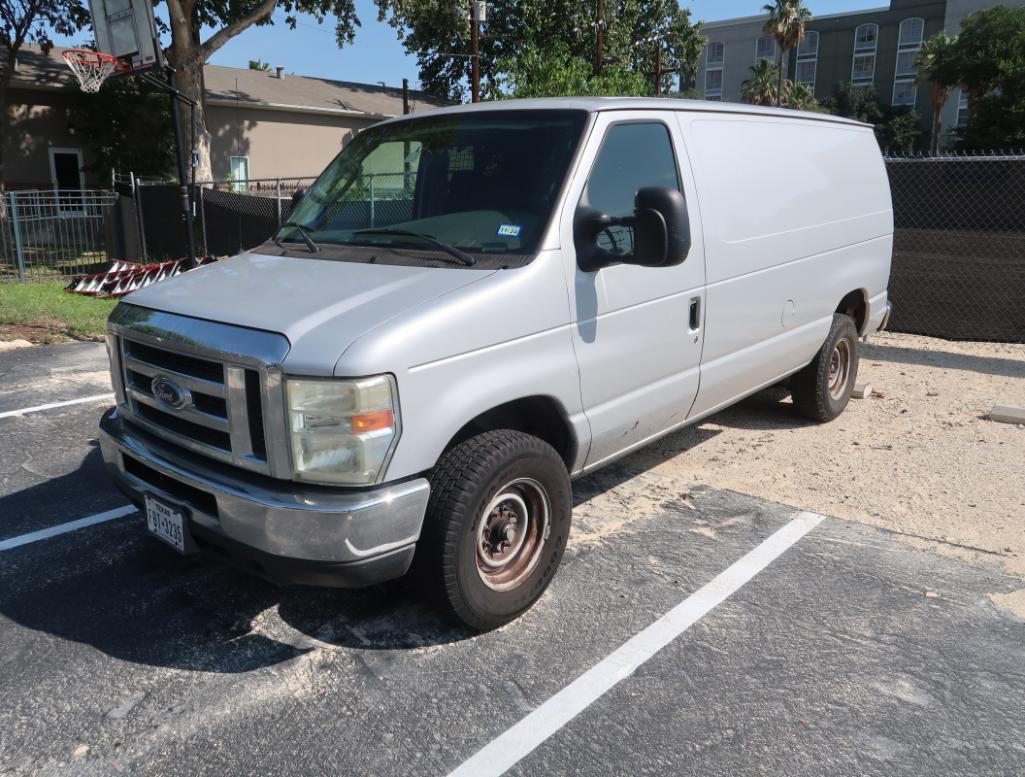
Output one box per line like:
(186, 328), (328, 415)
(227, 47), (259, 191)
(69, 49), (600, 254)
(145, 494), (188, 553)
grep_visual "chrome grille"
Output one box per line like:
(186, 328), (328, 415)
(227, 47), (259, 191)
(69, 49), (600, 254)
(118, 336), (267, 472)
(107, 304), (291, 478)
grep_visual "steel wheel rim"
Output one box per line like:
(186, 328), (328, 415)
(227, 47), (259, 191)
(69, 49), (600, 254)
(475, 478), (550, 592)
(827, 339), (851, 400)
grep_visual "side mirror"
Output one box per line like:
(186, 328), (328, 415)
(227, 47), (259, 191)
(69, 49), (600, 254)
(632, 187), (690, 268)
(574, 186), (690, 272)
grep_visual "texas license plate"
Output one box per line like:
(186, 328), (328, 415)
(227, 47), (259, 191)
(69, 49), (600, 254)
(145, 494), (188, 553)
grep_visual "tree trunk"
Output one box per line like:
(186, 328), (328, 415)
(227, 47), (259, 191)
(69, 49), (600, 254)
(776, 47), (785, 107)
(0, 49), (17, 194)
(164, 47), (213, 182)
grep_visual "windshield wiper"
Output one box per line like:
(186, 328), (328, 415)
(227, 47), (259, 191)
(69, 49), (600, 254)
(353, 228), (476, 266)
(273, 221), (319, 253)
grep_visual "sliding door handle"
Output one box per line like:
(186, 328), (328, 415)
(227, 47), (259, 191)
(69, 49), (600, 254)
(689, 296), (701, 332)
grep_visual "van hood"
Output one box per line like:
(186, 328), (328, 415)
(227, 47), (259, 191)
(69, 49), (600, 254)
(123, 251), (496, 375)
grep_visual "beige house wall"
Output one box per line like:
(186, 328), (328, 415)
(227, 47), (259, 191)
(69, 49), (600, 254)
(205, 104), (381, 181)
(3, 88), (96, 189)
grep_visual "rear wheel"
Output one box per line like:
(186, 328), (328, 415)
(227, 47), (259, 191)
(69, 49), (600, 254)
(420, 430), (571, 630)
(791, 313), (859, 422)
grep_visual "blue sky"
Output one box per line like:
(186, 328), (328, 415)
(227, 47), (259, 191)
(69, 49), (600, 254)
(52, 0), (884, 89)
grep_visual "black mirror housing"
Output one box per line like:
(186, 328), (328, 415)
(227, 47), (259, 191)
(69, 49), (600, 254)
(629, 187), (690, 267)
(574, 186), (691, 272)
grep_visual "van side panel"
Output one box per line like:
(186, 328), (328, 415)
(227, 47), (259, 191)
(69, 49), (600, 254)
(680, 114), (892, 419)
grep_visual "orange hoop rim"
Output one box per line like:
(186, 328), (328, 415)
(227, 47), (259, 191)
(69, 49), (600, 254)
(62, 48), (132, 72)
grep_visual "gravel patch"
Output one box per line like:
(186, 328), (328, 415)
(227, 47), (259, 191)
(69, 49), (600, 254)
(622, 332), (1025, 578)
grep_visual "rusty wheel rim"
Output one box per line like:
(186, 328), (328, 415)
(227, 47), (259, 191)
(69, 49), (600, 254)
(828, 338), (851, 401)
(475, 478), (550, 592)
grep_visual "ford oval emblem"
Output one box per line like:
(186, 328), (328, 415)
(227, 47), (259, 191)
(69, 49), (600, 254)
(151, 375), (192, 411)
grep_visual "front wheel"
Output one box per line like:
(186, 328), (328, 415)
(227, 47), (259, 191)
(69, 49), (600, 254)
(791, 313), (859, 422)
(420, 430), (572, 631)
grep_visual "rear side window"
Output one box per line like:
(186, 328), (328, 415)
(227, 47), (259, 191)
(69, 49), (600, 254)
(583, 122), (681, 253)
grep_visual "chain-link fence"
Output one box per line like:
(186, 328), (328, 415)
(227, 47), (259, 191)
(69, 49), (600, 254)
(0, 190), (118, 282)
(13, 161), (1021, 344)
(884, 153), (1025, 343)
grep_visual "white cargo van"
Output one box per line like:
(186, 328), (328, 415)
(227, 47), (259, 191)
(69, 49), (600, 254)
(99, 98), (893, 629)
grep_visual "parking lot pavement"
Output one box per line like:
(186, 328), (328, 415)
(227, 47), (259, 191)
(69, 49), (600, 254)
(0, 342), (110, 415)
(2, 344), (1025, 777)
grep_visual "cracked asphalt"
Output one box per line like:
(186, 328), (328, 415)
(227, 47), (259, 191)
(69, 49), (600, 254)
(2, 342), (1024, 776)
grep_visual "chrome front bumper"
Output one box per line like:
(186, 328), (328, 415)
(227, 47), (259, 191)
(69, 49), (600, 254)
(99, 408), (430, 587)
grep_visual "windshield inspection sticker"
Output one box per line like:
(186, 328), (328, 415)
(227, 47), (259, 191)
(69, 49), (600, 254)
(497, 224), (522, 237)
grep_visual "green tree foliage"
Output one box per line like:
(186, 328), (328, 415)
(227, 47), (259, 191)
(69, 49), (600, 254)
(743, 61), (821, 111)
(377, 0), (703, 101)
(915, 32), (960, 155)
(163, 0), (362, 179)
(783, 81), (820, 112)
(823, 83), (922, 153)
(248, 59), (272, 70)
(742, 59), (778, 106)
(951, 6), (1025, 151)
(0, 0), (89, 189)
(762, 0), (811, 107)
(498, 43), (649, 98)
(66, 74), (176, 180)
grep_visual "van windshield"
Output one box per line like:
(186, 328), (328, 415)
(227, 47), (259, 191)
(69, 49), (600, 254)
(276, 110), (589, 267)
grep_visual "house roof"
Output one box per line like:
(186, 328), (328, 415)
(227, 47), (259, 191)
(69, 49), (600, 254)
(7, 44), (449, 119)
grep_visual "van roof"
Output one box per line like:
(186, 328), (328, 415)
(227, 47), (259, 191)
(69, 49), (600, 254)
(386, 96), (872, 129)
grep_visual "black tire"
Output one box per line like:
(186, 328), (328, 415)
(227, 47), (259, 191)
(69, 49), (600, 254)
(418, 430), (572, 631)
(791, 313), (859, 422)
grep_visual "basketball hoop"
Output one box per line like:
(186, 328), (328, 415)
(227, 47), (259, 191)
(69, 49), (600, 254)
(62, 49), (130, 93)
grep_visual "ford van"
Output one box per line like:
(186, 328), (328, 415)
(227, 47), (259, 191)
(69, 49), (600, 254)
(99, 98), (893, 629)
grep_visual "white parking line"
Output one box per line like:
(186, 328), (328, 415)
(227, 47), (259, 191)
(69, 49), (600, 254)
(0, 393), (115, 420)
(446, 511), (825, 777)
(0, 505), (136, 552)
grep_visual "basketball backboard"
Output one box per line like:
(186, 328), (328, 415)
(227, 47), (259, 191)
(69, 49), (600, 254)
(89, 0), (162, 72)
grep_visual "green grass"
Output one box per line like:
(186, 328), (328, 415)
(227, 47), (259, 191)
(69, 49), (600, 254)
(0, 282), (117, 342)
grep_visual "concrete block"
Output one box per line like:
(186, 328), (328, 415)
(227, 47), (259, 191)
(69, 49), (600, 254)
(852, 383), (873, 399)
(990, 405), (1025, 425)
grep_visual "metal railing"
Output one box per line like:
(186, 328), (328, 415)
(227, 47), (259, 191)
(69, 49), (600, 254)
(0, 189), (118, 282)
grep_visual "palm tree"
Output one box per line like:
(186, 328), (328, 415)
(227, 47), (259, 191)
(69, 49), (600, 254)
(742, 60), (779, 106)
(763, 0), (812, 107)
(916, 32), (961, 155)
(784, 81), (820, 111)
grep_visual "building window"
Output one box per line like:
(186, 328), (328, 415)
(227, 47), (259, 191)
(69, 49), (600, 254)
(230, 156), (250, 192)
(797, 30), (818, 58)
(957, 90), (969, 127)
(795, 30), (818, 90)
(706, 41), (725, 67)
(854, 23), (878, 52)
(892, 18), (924, 107)
(895, 50), (919, 78)
(756, 35), (776, 62)
(704, 41), (725, 99)
(892, 79), (917, 106)
(898, 17), (924, 48)
(852, 23), (878, 85)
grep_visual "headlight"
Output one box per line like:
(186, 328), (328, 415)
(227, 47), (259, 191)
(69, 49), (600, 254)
(286, 375), (400, 485)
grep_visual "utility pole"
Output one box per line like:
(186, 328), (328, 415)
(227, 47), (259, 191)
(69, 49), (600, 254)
(654, 38), (662, 96)
(595, 0), (605, 75)
(470, 0), (481, 102)
(402, 77), (410, 114)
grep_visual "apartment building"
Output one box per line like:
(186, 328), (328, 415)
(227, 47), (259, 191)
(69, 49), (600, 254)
(696, 0), (1025, 146)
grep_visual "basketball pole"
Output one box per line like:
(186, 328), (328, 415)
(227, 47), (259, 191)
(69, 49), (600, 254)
(138, 67), (198, 269)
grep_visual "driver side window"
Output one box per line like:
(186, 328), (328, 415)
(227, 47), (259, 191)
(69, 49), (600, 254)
(583, 122), (681, 255)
